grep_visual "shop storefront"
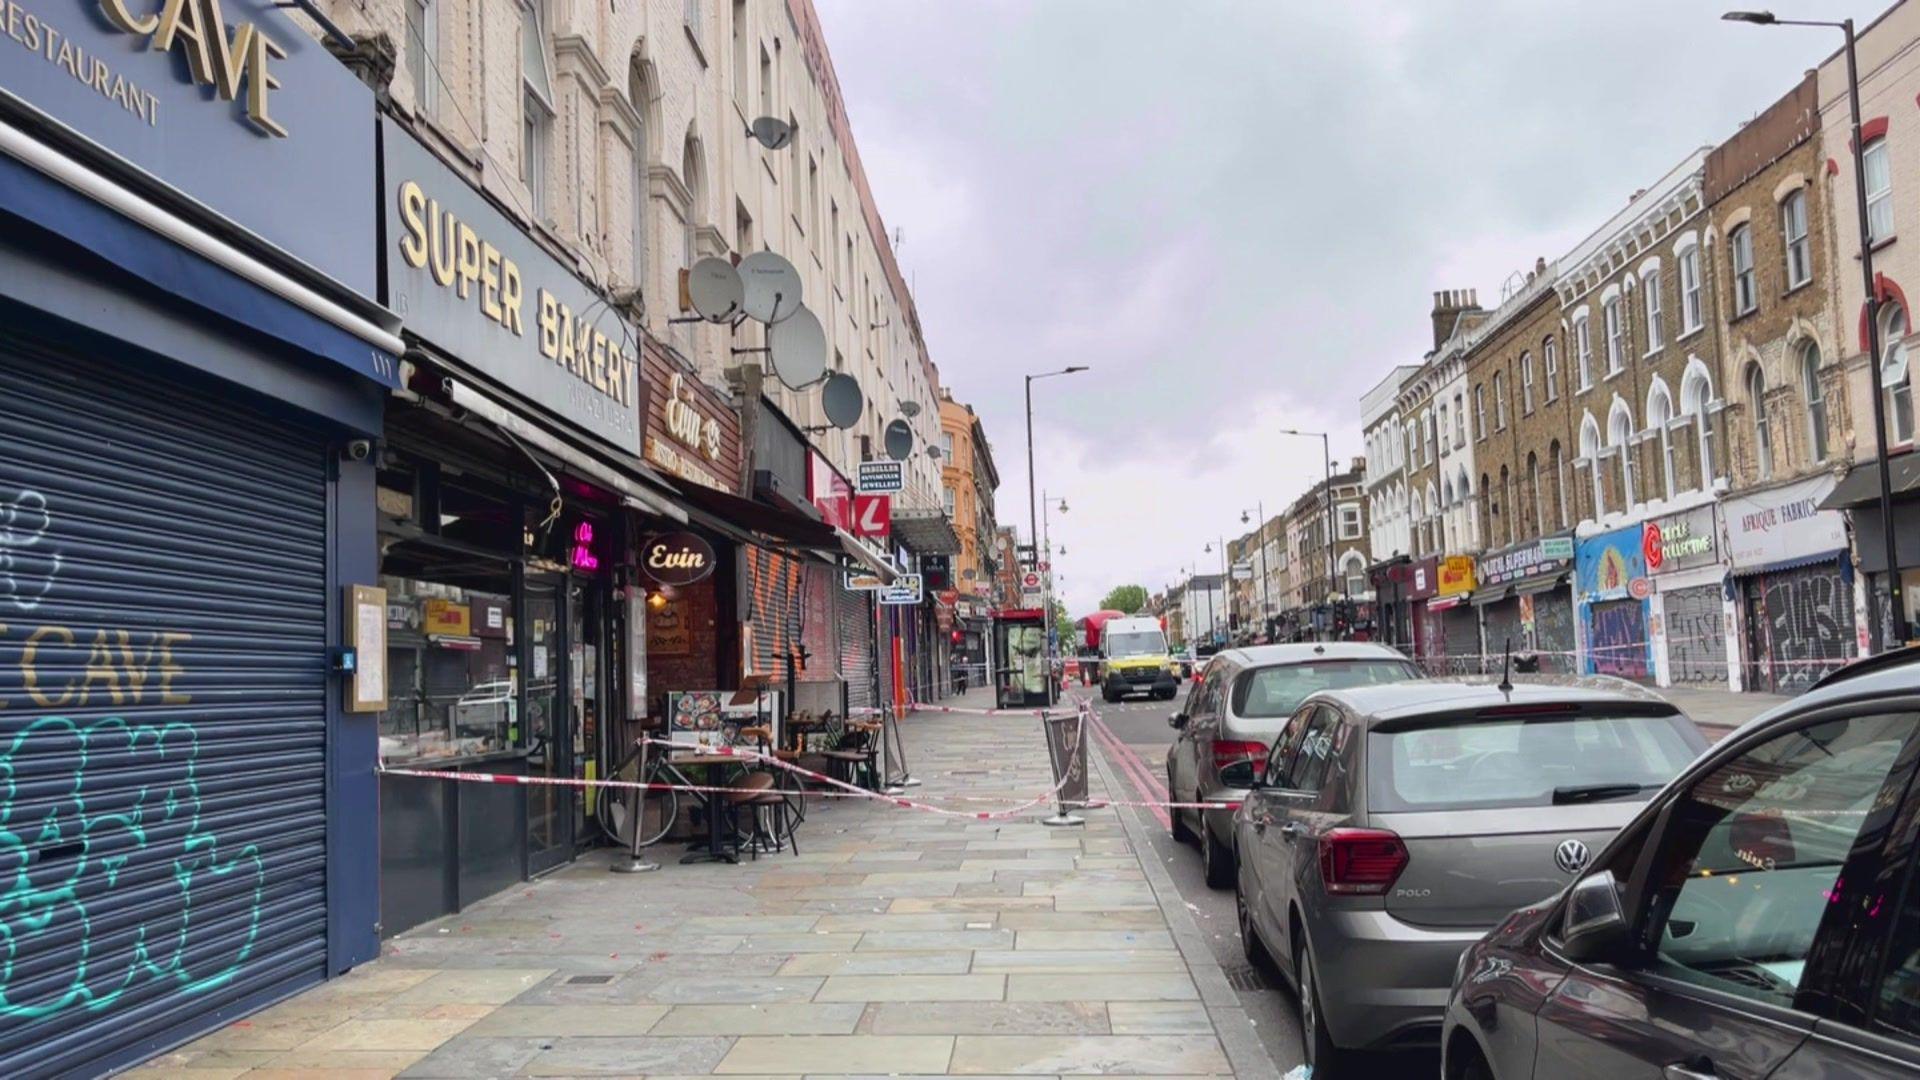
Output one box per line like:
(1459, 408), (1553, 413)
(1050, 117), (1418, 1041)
(1405, 555), (1440, 668)
(1472, 532), (1576, 673)
(1367, 556), (1414, 654)
(1643, 505), (1733, 689)
(1724, 475), (1857, 694)
(1429, 555), (1479, 674)
(1576, 524), (1651, 681)
(1821, 452), (1920, 651)
(0, 10), (397, 1072)
(374, 123), (693, 933)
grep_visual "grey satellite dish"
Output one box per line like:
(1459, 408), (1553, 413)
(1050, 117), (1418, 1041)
(687, 256), (744, 322)
(898, 400), (922, 418)
(822, 373), (864, 429)
(740, 251), (802, 324)
(884, 419), (914, 462)
(769, 306), (827, 389)
(749, 116), (796, 151)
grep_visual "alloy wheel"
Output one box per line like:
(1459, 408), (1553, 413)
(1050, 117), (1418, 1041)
(1299, 948), (1318, 1067)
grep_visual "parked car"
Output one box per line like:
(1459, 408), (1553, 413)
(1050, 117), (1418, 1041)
(1233, 675), (1708, 1076)
(1443, 648), (1920, 1080)
(1170, 646), (1197, 679)
(1166, 642), (1421, 888)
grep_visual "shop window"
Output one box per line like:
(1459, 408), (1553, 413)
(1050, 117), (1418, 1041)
(1885, 302), (1914, 445)
(1730, 225), (1757, 316)
(1804, 342), (1829, 462)
(1783, 190), (1811, 288)
(378, 543), (517, 764)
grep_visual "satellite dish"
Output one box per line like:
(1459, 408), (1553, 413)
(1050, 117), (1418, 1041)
(898, 400), (922, 418)
(822, 373), (864, 429)
(748, 116), (796, 151)
(740, 251), (802, 324)
(687, 256), (744, 322)
(769, 306), (827, 389)
(884, 419), (914, 462)
(926, 445), (943, 461)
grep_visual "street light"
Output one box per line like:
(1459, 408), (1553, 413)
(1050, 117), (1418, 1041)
(1024, 367), (1088, 698)
(1240, 502), (1271, 640)
(1725, 10), (1908, 646)
(1281, 428), (1337, 639)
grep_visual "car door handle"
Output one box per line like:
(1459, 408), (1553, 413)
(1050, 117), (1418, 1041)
(1279, 823), (1303, 842)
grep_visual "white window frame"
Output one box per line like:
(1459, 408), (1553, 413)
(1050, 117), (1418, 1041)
(1609, 404), (1636, 508)
(1782, 190), (1811, 289)
(1883, 302), (1913, 445)
(1522, 352), (1535, 413)
(1338, 504), (1362, 540)
(1803, 342), (1828, 462)
(1731, 225), (1757, 316)
(1642, 269), (1664, 352)
(1453, 392), (1466, 446)
(1544, 337), (1560, 401)
(1474, 384), (1486, 438)
(1746, 363), (1772, 481)
(408, 0), (437, 118)
(1649, 384), (1676, 502)
(1575, 315), (1593, 389)
(1679, 246), (1703, 333)
(1865, 138), (1894, 245)
(1603, 297), (1624, 375)
(1494, 371), (1507, 430)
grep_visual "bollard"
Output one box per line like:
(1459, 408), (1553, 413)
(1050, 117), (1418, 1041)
(610, 737), (660, 874)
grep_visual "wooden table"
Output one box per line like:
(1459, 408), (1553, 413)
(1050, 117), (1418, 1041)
(665, 753), (747, 864)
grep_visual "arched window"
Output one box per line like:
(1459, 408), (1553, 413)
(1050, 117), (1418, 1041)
(1498, 464), (1512, 545)
(1550, 439), (1568, 528)
(1746, 362), (1772, 481)
(1883, 302), (1913, 444)
(1409, 489), (1424, 556)
(1609, 402), (1637, 508)
(1478, 471), (1491, 548)
(1521, 351), (1535, 413)
(1580, 414), (1604, 519)
(1647, 381), (1676, 502)
(628, 55), (654, 290)
(1527, 451), (1543, 536)
(1342, 552), (1368, 599)
(1730, 225), (1757, 315)
(1782, 190), (1811, 288)
(1543, 336), (1560, 400)
(1866, 137), (1894, 244)
(1802, 341), (1828, 462)
(1681, 365), (1717, 490)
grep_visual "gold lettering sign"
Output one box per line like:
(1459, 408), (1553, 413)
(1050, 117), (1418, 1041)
(99, 0), (286, 136)
(664, 373), (722, 460)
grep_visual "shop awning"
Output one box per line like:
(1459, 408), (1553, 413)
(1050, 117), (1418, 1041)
(1515, 574), (1570, 598)
(892, 507), (961, 554)
(443, 377), (686, 523)
(1471, 587), (1512, 607)
(1428, 595), (1469, 612)
(664, 477), (897, 582)
(1820, 453), (1920, 509)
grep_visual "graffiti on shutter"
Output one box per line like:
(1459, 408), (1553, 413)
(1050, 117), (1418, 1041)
(1533, 592), (1577, 674)
(1743, 563), (1853, 694)
(1662, 585), (1725, 686)
(1589, 599), (1649, 681)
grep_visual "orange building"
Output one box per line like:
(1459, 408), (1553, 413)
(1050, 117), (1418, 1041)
(939, 391), (1003, 604)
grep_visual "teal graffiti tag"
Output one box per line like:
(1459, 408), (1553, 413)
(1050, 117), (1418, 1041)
(0, 716), (266, 1018)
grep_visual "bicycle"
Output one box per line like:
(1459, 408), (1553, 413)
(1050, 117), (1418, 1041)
(594, 733), (808, 854)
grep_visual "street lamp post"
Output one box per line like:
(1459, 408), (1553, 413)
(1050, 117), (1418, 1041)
(1241, 503), (1270, 640)
(1204, 538), (1229, 642)
(1281, 429), (1337, 639)
(1023, 367), (1089, 695)
(1726, 11), (1907, 646)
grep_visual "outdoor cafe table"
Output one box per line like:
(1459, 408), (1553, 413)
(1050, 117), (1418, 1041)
(667, 752), (747, 864)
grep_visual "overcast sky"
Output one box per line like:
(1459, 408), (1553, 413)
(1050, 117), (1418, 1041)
(813, 0), (1859, 614)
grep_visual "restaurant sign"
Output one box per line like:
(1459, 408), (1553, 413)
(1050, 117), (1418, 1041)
(0, 0), (377, 292)
(1644, 505), (1719, 575)
(1436, 555), (1476, 597)
(645, 372), (729, 490)
(384, 124), (643, 452)
(1477, 534), (1575, 588)
(640, 531), (715, 586)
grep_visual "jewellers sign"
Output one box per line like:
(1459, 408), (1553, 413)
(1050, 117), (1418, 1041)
(0, 0), (377, 293)
(384, 123), (644, 452)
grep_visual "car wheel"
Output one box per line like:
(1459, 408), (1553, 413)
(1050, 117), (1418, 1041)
(1235, 884), (1273, 977)
(1295, 941), (1350, 1076)
(1100, 688), (1115, 703)
(1458, 1048), (1494, 1080)
(1202, 819), (1235, 889)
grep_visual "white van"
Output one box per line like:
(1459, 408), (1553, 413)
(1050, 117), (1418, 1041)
(1099, 616), (1178, 701)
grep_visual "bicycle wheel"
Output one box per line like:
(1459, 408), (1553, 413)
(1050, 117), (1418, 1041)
(597, 749), (679, 849)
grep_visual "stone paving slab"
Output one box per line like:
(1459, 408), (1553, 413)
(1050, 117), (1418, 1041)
(136, 690), (1270, 1077)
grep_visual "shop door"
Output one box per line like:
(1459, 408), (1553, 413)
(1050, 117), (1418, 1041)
(525, 572), (572, 874)
(1662, 584), (1726, 687)
(569, 580), (611, 847)
(0, 343), (330, 1075)
(1442, 606), (1481, 674)
(1532, 590), (1577, 673)
(1588, 599), (1650, 681)
(836, 586), (876, 711)
(1481, 600), (1525, 663)
(1743, 562), (1855, 694)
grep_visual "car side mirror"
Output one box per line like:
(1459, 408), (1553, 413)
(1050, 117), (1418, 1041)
(1168, 712), (1189, 730)
(1559, 870), (1630, 964)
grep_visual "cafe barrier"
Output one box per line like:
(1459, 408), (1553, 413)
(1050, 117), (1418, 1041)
(1039, 702), (1090, 827)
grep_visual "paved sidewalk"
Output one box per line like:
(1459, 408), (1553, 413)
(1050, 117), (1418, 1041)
(1654, 685), (1793, 739)
(134, 689), (1269, 1078)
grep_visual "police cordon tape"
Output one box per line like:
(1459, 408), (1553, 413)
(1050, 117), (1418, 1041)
(377, 699), (1242, 818)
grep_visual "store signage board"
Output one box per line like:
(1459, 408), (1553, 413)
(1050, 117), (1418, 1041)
(1478, 536), (1575, 588)
(0, 0), (377, 295)
(1540, 536), (1576, 561)
(1722, 473), (1847, 571)
(808, 451), (853, 530)
(853, 493), (892, 538)
(858, 460), (904, 493)
(844, 570), (887, 591)
(641, 531), (716, 586)
(646, 372), (728, 490)
(1645, 505), (1718, 575)
(879, 574), (924, 605)
(384, 125), (644, 453)
(1436, 556), (1476, 597)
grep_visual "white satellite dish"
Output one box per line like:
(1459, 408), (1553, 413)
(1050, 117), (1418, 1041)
(884, 419), (914, 462)
(740, 251), (802, 325)
(749, 116), (796, 151)
(687, 256), (744, 322)
(822, 373), (863, 429)
(898, 400), (922, 418)
(769, 306), (827, 389)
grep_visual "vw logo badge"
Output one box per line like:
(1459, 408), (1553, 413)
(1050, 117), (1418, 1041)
(1554, 839), (1591, 875)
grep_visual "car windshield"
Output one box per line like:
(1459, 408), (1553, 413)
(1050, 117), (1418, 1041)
(1106, 631), (1165, 657)
(1369, 712), (1700, 812)
(1230, 659), (1418, 718)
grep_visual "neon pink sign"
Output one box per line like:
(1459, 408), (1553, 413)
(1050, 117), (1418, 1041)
(569, 521), (600, 571)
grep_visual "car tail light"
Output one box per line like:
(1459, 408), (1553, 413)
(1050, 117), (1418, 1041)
(1318, 828), (1409, 895)
(1212, 740), (1267, 770)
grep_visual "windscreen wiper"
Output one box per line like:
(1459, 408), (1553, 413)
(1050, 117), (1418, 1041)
(1552, 782), (1647, 804)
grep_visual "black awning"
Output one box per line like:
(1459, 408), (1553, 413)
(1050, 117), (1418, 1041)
(664, 478), (837, 548)
(893, 507), (960, 554)
(1820, 452), (1920, 509)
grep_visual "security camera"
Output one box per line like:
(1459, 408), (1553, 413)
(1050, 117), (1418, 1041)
(344, 439), (374, 462)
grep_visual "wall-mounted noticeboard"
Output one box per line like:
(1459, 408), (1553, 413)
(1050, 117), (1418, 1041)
(348, 584), (389, 713)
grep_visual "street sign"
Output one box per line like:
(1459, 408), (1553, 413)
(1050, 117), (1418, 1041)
(857, 460), (904, 493)
(1021, 570), (1042, 590)
(1021, 589), (1043, 606)
(879, 573), (924, 605)
(852, 493), (892, 538)
(844, 570), (888, 591)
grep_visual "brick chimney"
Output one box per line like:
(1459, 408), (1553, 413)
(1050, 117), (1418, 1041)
(1430, 288), (1481, 350)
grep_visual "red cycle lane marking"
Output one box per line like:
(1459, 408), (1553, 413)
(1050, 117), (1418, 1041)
(1084, 708), (1171, 830)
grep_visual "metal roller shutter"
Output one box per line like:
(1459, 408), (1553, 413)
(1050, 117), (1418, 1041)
(1662, 585), (1726, 686)
(1441, 606), (1481, 675)
(837, 586), (875, 711)
(742, 546), (804, 678)
(1532, 590), (1577, 674)
(1480, 600), (1524, 664)
(1588, 599), (1651, 681)
(0, 340), (330, 1077)
(1742, 562), (1854, 694)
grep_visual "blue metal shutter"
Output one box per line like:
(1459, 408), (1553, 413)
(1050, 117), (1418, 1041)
(0, 340), (330, 1077)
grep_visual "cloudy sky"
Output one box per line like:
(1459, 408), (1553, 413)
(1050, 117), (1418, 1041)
(813, 0), (1856, 614)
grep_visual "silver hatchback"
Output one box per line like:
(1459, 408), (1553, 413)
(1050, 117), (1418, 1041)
(1232, 676), (1707, 1076)
(1165, 643), (1420, 888)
